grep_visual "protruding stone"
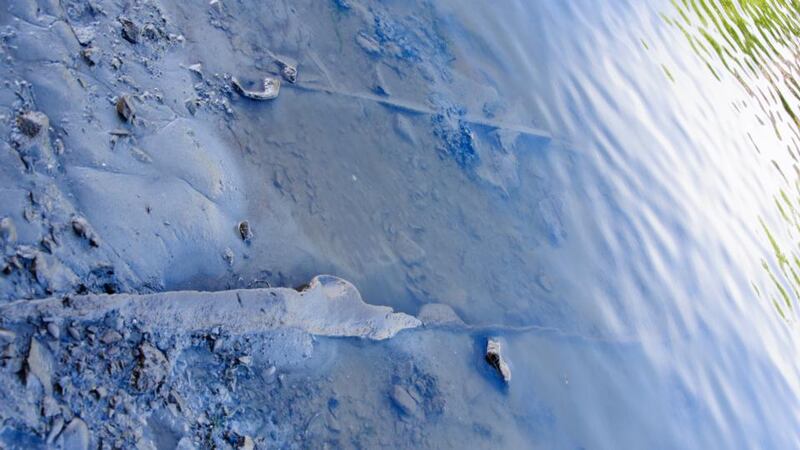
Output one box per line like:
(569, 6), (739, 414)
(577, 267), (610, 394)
(81, 47), (100, 66)
(16, 111), (48, 138)
(133, 342), (169, 391)
(277, 60), (297, 84)
(232, 76), (280, 100)
(485, 338), (511, 383)
(116, 95), (136, 122)
(26, 338), (54, 394)
(238, 221), (253, 242)
(47, 322), (60, 340)
(71, 216), (100, 247)
(46, 416), (64, 444)
(187, 63), (203, 78)
(73, 26), (95, 46)
(100, 330), (122, 344)
(238, 435), (254, 450)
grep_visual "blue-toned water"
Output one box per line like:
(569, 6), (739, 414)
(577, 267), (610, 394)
(2, 0), (800, 448)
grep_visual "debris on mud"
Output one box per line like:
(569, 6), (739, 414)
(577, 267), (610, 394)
(232, 76), (281, 100)
(485, 337), (511, 383)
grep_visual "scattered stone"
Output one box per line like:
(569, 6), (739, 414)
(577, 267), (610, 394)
(100, 330), (122, 344)
(71, 216), (101, 247)
(222, 247), (234, 266)
(47, 322), (60, 340)
(237, 355), (253, 365)
(184, 97), (199, 115)
(187, 63), (203, 78)
(68, 325), (81, 340)
(0, 328), (15, 341)
(238, 435), (255, 450)
(59, 417), (90, 450)
(26, 338), (54, 394)
(276, 60), (297, 84)
(356, 32), (381, 55)
(485, 338), (511, 383)
(130, 147), (153, 164)
(81, 46), (100, 66)
(92, 386), (108, 399)
(232, 76), (280, 100)
(264, 365), (277, 379)
(209, 0), (223, 13)
(42, 395), (60, 417)
(238, 220), (253, 241)
(16, 111), (48, 138)
(73, 26), (95, 46)
(536, 273), (554, 292)
(390, 385), (419, 417)
(111, 57), (123, 70)
(119, 17), (140, 43)
(109, 128), (131, 137)
(133, 342), (169, 391)
(142, 23), (160, 40)
(0, 217), (16, 244)
(116, 95), (136, 122)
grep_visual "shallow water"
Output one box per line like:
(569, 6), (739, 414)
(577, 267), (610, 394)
(2, 0), (800, 448)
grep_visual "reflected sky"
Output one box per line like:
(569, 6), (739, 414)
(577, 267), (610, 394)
(663, 0), (800, 322)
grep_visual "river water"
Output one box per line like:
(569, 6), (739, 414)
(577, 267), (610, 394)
(3, 0), (800, 448)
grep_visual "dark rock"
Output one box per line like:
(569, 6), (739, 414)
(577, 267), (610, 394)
(16, 111), (48, 138)
(238, 220), (253, 241)
(485, 338), (511, 383)
(119, 17), (140, 44)
(116, 95), (136, 122)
